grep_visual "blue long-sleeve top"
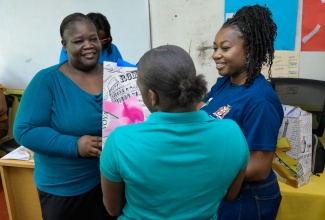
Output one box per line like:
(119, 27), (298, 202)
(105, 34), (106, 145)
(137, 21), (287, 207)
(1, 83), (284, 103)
(14, 63), (103, 196)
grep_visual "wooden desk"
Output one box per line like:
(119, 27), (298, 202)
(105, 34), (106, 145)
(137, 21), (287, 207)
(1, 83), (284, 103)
(0, 159), (42, 220)
(277, 174), (325, 220)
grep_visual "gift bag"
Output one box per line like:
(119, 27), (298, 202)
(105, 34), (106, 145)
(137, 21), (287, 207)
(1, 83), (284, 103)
(272, 105), (313, 188)
(102, 60), (150, 147)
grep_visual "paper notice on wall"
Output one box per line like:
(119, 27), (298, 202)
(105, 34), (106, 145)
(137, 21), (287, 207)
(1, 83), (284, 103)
(261, 50), (299, 79)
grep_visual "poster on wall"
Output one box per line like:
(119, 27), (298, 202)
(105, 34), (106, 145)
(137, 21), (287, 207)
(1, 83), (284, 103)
(301, 0), (325, 51)
(261, 51), (299, 78)
(225, 0), (299, 51)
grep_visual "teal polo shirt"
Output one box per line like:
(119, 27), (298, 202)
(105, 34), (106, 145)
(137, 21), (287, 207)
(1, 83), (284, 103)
(100, 110), (249, 220)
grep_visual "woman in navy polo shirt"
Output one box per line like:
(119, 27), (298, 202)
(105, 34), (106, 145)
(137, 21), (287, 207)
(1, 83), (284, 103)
(200, 5), (284, 220)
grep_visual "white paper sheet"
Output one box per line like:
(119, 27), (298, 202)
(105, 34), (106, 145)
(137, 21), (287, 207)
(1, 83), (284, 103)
(1, 146), (34, 161)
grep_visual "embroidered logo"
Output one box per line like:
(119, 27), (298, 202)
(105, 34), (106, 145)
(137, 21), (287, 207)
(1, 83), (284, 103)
(213, 104), (231, 119)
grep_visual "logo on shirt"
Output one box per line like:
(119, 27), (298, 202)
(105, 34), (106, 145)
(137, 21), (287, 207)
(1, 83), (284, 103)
(213, 104), (231, 119)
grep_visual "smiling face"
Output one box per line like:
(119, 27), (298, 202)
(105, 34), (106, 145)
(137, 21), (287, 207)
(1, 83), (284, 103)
(213, 27), (247, 81)
(62, 20), (101, 70)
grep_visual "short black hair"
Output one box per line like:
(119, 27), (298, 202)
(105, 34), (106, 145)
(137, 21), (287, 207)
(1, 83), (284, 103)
(60, 13), (93, 41)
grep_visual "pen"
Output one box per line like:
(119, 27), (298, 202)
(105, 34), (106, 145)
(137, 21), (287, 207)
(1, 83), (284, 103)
(205, 98), (213, 106)
(201, 98), (213, 109)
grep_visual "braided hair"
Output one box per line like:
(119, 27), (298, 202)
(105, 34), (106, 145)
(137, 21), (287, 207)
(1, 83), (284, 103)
(223, 4), (277, 87)
(86, 12), (113, 56)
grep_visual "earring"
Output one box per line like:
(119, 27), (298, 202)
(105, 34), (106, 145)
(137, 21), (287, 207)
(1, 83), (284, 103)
(243, 58), (250, 67)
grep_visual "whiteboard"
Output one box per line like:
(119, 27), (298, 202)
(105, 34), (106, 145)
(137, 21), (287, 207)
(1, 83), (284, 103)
(0, 0), (151, 89)
(149, 0), (325, 90)
(150, 0), (224, 90)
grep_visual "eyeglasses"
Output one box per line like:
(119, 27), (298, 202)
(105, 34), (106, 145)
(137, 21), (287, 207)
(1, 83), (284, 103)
(100, 37), (111, 44)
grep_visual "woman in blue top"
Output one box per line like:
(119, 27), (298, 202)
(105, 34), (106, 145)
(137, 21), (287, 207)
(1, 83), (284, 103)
(199, 5), (284, 220)
(14, 13), (115, 220)
(100, 45), (250, 219)
(59, 12), (122, 64)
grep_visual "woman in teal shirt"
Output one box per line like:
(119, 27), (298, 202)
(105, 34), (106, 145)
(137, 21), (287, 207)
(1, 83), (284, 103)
(14, 13), (114, 220)
(100, 45), (250, 219)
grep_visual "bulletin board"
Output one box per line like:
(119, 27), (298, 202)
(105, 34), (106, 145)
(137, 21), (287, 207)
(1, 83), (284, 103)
(149, 0), (325, 90)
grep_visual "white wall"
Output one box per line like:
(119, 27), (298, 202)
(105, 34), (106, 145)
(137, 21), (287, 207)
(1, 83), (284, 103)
(149, 0), (325, 90)
(150, 0), (224, 89)
(0, 0), (151, 89)
(1, 0), (324, 90)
